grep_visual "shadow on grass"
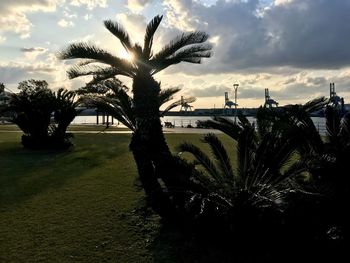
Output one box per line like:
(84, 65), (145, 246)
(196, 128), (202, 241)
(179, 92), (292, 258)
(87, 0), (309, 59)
(0, 133), (131, 210)
(126, 199), (348, 263)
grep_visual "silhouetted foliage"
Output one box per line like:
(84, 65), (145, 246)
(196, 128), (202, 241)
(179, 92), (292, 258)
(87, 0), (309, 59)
(59, 15), (211, 217)
(178, 113), (309, 240)
(4, 79), (78, 149)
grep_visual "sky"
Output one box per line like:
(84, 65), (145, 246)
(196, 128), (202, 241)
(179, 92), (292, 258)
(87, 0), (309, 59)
(0, 0), (350, 109)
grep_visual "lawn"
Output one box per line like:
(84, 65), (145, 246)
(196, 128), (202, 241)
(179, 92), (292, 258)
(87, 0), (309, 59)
(0, 128), (236, 262)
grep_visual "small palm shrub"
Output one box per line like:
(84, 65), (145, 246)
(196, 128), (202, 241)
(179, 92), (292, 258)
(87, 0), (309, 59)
(177, 114), (309, 241)
(4, 80), (79, 149)
(6, 80), (55, 149)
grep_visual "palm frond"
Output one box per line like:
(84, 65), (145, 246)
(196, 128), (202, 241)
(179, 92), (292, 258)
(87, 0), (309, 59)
(168, 44), (212, 62)
(203, 133), (235, 183)
(82, 95), (135, 130)
(198, 116), (242, 140)
(159, 87), (181, 105)
(302, 97), (328, 114)
(150, 44), (212, 74)
(104, 20), (133, 52)
(160, 96), (195, 116)
(275, 159), (308, 186)
(152, 31), (210, 61)
(143, 15), (163, 59)
(237, 114), (251, 128)
(58, 43), (132, 72)
(236, 126), (256, 187)
(67, 65), (132, 80)
(178, 142), (222, 183)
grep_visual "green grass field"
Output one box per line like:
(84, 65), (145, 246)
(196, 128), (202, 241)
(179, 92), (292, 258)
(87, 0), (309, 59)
(0, 127), (236, 262)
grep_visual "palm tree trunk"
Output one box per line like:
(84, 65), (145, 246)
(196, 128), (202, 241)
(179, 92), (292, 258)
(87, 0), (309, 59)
(130, 133), (175, 217)
(130, 73), (187, 218)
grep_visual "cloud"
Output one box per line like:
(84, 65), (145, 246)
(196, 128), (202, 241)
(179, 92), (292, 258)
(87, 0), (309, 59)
(63, 9), (77, 19)
(306, 77), (327, 86)
(190, 85), (229, 98)
(126, 0), (152, 13)
(274, 0), (294, 6)
(84, 14), (93, 20)
(70, 0), (107, 10)
(0, 52), (88, 92)
(163, 0), (200, 31)
(161, 0), (350, 75)
(0, 0), (62, 38)
(0, 62), (57, 85)
(58, 18), (75, 27)
(0, 35), (6, 44)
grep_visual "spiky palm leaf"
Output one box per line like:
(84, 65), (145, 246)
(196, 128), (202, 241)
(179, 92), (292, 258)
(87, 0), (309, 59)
(179, 142), (222, 184)
(160, 96), (196, 116)
(152, 32), (210, 61)
(197, 116), (242, 140)
(143, 15), (163, 59)
(158, 87), (181, 105)
(59, 43), (130, 69)
(202, 133), (235, 185)
(53, 88), (80, 128)
(104, 20), (133, 52)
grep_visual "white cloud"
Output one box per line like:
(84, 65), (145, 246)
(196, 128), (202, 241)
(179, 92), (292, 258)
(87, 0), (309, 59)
(70, 0), (107, 10)
(63, 10), (78, 19)
(58, 18), (75, 27)
(0, 35), (6, 44)
(0, 0), (63, 38)
(69, 34), (95, 43)
(274, 0), (294, 6)
(162, 0), (199, 31)
(126, 0), (152, 13)
(84, 13), (93, 20)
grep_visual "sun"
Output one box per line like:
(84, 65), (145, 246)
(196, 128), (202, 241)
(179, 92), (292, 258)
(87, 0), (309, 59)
(118, 49), (134, 61)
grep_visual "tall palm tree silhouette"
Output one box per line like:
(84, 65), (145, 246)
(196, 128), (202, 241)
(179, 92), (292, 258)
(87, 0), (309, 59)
(59, 15), (212, 217)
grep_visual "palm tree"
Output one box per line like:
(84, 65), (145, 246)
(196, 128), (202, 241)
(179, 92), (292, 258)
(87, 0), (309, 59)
(178, 114), (309, 238)
(59, 15), (212, 217)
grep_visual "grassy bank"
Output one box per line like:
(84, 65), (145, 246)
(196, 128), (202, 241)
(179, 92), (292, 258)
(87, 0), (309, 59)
(0, 129), (236, 262)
